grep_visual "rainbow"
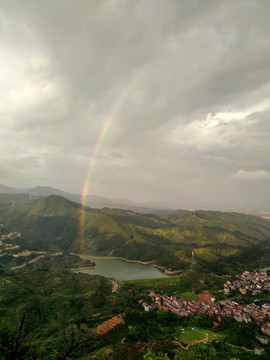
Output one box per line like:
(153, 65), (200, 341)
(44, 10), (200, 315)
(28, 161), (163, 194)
(78, 68), (150, 252)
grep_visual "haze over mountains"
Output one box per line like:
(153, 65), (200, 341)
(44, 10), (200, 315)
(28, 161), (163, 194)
(0, 184), (175, 213)
(1, 183), (269, 217)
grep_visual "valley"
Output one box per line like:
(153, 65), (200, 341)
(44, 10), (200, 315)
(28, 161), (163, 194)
(0, 195), (270, 275)
(0, 195), (270, 359)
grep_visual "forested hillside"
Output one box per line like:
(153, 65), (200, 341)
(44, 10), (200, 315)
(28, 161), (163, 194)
(0, 196), (270, 274)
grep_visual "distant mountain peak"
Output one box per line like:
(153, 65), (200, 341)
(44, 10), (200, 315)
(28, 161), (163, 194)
(0, 183), (175, 213)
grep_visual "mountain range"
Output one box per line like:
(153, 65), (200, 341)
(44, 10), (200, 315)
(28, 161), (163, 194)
(0, 194), (269, 274)
(0, 183), (174, 213)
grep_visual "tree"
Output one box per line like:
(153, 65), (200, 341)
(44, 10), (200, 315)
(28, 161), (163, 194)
(0, 318), (31, 360)
(54, 325), (95, 360)
(143, 350), (170, 360)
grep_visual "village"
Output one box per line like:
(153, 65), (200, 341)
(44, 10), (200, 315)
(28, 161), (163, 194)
(224, 270), (270, 295)
(141, 270), (270, 354)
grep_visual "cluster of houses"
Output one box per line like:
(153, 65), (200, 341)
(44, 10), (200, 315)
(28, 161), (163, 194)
(142, 291), (270, 326)
(1, 232), (21, 240)
(224, 271), (270, 295)
(141, 291), (270, 352)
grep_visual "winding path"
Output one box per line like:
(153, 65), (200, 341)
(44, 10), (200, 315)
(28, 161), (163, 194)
(109, 279), (118, 293)
(224, 342), (254, 352)
(172, 332), (209, 350)
(10, 252), (62, 270)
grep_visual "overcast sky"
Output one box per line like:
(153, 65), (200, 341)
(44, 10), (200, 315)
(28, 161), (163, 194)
(0, 0), (269, 210)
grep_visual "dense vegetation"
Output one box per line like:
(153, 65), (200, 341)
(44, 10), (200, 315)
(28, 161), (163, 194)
(0, 255), (114, 359)
(0, 195), (270, 274)
(1, 254), (270, 359)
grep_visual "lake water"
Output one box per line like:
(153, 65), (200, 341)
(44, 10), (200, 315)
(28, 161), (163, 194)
(79, 257), (170, 280)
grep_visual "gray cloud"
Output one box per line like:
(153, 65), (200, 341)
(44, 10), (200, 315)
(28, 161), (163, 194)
(0, 0), (269, 210)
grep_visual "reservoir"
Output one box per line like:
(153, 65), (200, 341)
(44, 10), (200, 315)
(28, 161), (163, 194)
(78, 257), (170, 280)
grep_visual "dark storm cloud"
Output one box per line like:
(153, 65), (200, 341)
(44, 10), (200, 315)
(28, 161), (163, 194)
(0, 0), (269, 209)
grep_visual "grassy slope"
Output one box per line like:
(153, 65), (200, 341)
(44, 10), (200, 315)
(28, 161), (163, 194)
(0, 196), (270, 273)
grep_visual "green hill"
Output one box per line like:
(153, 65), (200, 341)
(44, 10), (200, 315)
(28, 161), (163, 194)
(0, 195), (270, 273)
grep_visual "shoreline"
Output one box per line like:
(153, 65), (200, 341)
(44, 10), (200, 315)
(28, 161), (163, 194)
(70, 252), (183, 275)
(72, 266), (96, 271)
(164, 269), (183, 275)
(153, 264), (183, 275)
